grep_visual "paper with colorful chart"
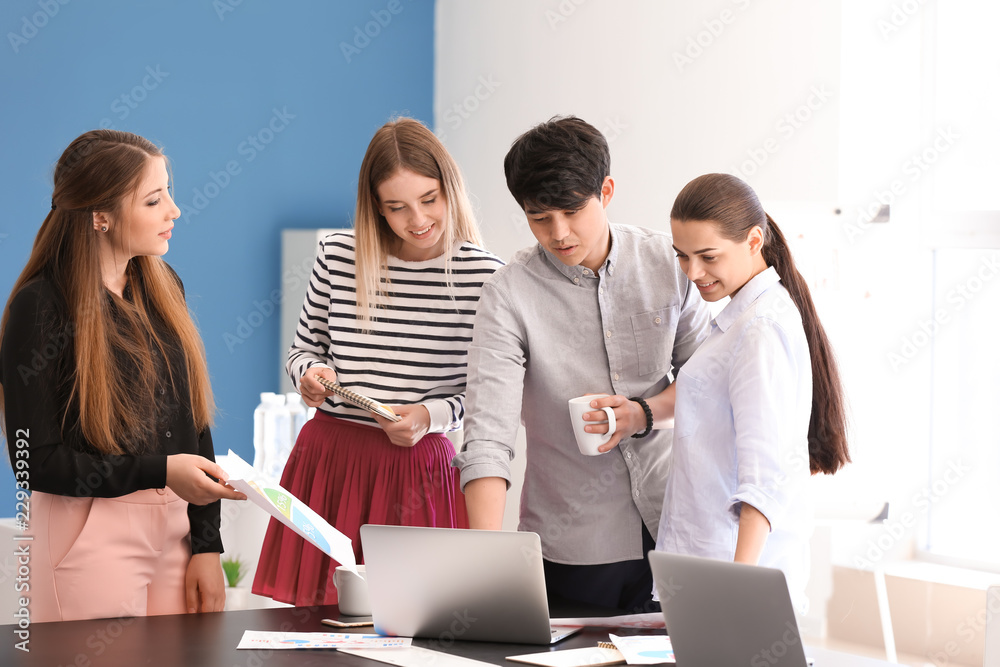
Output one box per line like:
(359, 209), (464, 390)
(220, 450), (356, 570)
(237, 631), (410, 650)
(609, 634), (675, 664)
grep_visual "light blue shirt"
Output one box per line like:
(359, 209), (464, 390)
(655, 266), (813, 609)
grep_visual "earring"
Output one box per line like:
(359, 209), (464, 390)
(101, 226), (108, 232)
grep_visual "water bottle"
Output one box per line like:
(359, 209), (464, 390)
(286, 392), (308, 444)
(264, 394), (292, 483)
(252, 391), (277, 474)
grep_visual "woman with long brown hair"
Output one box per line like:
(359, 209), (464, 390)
(252, 117), (503, 606)
(654, 173), (849, 611)
(0, 129), (245, 622)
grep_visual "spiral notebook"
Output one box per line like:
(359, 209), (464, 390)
(315, 377), (401, 422)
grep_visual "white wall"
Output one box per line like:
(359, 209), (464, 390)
(436, 0), (841, 262)
(435, 0), (954, 559)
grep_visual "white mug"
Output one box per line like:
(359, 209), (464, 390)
(568, 394), (617, 456)
(333, 564), (370, 616)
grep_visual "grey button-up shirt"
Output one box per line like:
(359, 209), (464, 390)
(454, 223), (710, 564)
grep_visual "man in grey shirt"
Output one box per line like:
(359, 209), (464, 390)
(454, 117), (711, 612)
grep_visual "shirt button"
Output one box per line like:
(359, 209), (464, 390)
(573, 277), (580, 284)
(614, 373), (620, 381)
(605, 330), (612, 338)
(654, 317), (662, 325)
(165, 431), (172, 438)
(599, 288), (604, 295)
(626, 451), (632, 459)
(634, 489), (640, 498)
(608, 268), (614, 276)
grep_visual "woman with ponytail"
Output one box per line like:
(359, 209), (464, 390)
(0, 130), (246, 622)
(654, 173), (848, 610)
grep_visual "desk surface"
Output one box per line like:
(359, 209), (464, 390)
(4, 603), (895, 666)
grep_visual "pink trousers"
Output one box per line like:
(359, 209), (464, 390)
(29, 488), (191, 623)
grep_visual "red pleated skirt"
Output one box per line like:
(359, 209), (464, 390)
(252, 411), (468, 606)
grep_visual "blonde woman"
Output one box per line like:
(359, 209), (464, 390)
(253, 118), (503, 606)
(0, 130), (245, 622)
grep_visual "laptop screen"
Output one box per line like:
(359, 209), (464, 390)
(649, 551), (809, 667)
(360, 525), (558, 645)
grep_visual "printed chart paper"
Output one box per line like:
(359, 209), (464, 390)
(609, 633), (675, 664)
(219, 450), (356, 569)
(237, 631), (410, 650)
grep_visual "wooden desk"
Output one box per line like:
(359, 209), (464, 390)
(3, 603), (896, 666)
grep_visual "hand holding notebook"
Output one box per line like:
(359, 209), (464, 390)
(315, 376), (401, 422)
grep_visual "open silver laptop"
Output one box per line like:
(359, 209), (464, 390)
(359, 525), (579, 645)
(649, 551), (809, 667)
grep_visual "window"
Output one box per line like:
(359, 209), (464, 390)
(923, 248), (1000, 568)
(920, 0), (1000, 568)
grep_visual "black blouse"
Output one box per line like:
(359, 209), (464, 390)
(0, 275), (222, 553)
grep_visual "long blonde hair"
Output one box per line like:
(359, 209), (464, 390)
(0, 130), (215, 454)
(353, 117), (482, 323)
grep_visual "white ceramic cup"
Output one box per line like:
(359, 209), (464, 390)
(568, 394), (617, 456)
(333, 564), (370, 616)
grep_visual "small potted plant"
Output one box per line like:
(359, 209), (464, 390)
(221, 555), (249, 610)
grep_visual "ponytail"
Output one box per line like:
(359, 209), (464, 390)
(761, 215), (849, 474)
(672, 174), (850, 474)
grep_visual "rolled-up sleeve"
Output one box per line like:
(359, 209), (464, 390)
(452, 279), (527, 490)
(727, 318), (809, 532)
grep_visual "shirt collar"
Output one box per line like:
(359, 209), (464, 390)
(714, 265), (781, 332)
(540, 222), (618, 282)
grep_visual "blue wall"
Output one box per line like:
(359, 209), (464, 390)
(0, 1), (435, 501)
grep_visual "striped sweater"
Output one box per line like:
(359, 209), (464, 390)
(287, 231), (504, 431)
